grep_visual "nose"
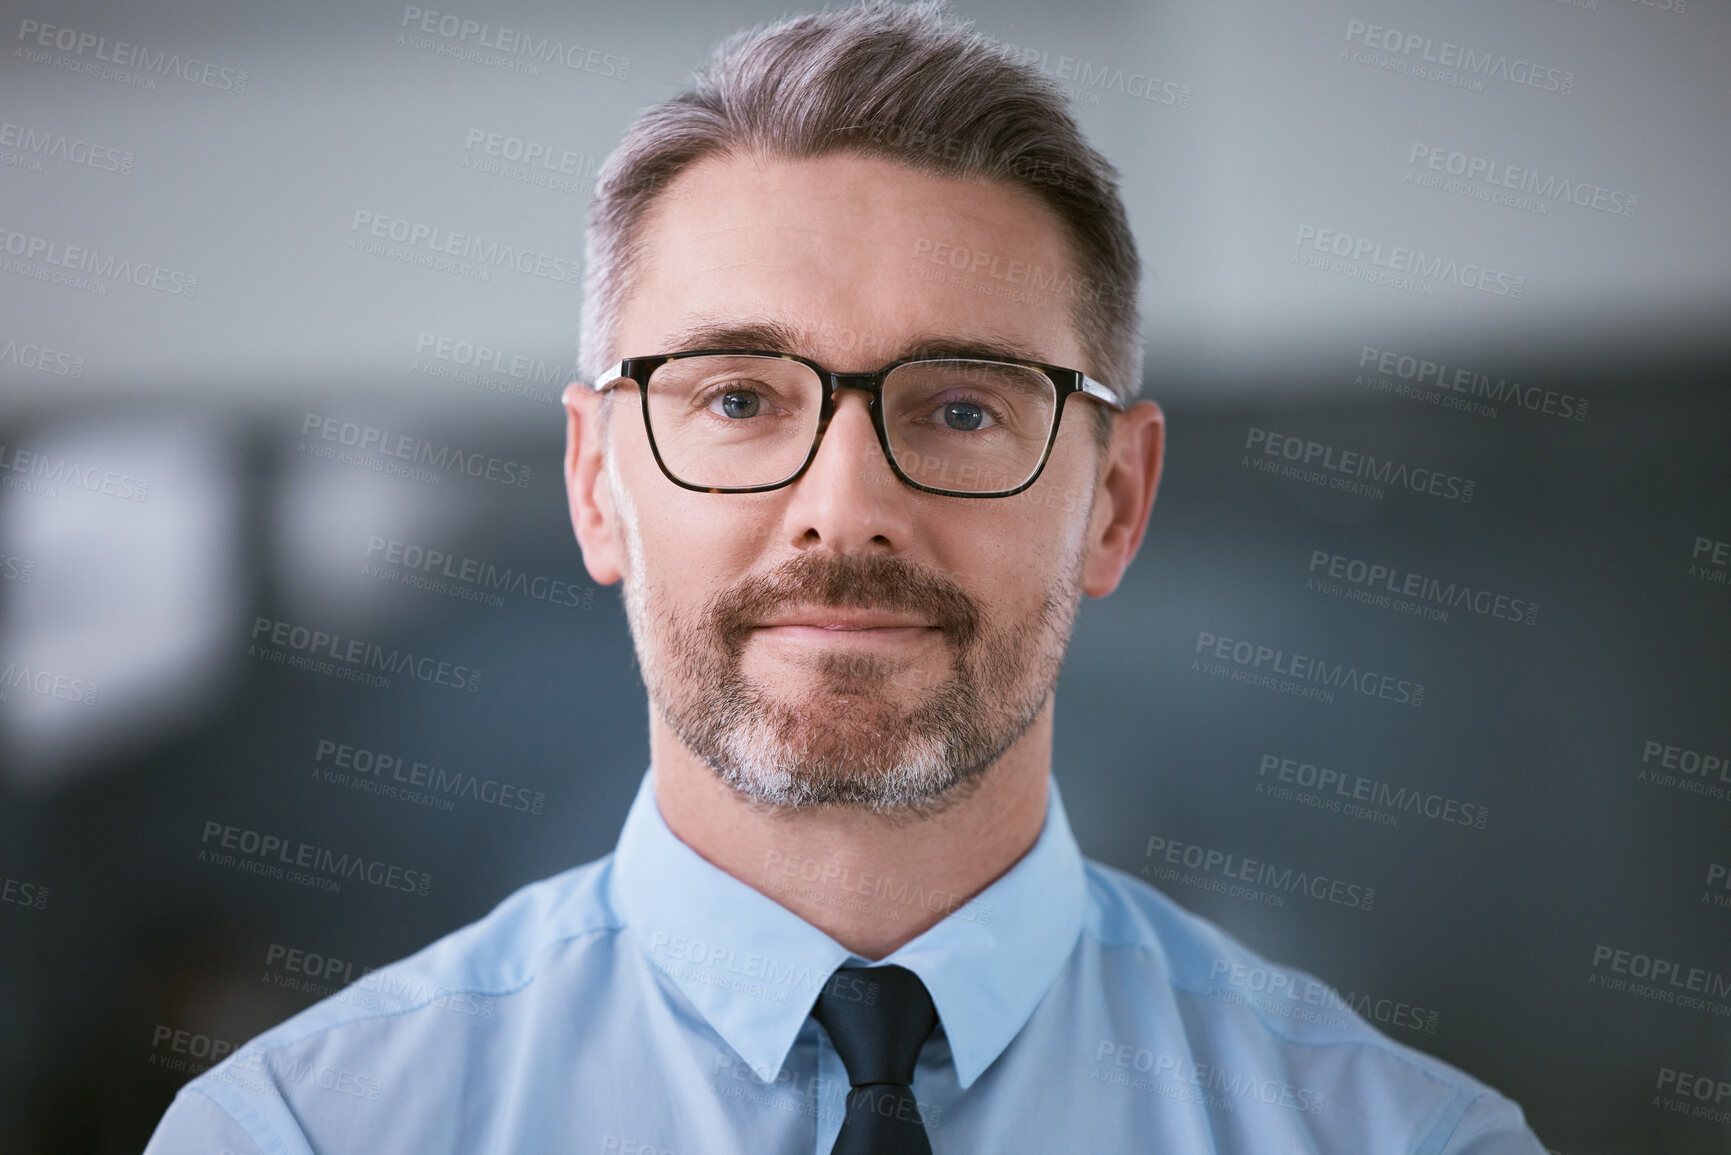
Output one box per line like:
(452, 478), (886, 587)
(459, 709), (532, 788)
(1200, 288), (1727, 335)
(778, 387), (912, 556)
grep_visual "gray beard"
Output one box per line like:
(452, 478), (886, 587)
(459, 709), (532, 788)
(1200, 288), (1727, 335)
(624, 550), (1082, 814)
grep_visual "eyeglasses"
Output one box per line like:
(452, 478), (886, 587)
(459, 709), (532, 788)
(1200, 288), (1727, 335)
(590, 349), (1123, 498)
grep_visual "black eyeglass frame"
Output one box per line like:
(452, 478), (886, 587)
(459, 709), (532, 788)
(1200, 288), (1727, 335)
(590, 348), (1125, 498)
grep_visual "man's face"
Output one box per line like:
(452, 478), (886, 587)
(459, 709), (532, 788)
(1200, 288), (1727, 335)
(584, 151), (1114, 812)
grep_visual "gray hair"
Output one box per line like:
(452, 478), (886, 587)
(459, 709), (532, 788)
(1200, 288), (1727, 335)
(578, 0), (1143, 414)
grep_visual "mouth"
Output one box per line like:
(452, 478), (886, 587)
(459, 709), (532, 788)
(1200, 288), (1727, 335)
(751, 608), (943, 646)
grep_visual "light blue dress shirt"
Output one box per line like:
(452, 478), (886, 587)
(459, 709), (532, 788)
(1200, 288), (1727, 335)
(146, 769), (1546, 1153)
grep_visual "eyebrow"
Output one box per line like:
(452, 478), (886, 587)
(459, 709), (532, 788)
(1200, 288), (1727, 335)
(656, 315), (1059, 368)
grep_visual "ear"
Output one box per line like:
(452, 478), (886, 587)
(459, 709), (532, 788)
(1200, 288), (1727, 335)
(563, 382), (626, 586)
(1080, 399), (1165, 598)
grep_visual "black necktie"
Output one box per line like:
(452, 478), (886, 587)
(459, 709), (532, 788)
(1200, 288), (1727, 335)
(811, 964), (938, 1155)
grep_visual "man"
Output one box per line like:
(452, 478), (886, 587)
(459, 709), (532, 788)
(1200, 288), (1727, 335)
(148, 3), (1546, 1151)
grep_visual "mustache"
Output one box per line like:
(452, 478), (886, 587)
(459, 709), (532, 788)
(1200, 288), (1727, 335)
(706, 553), (980, 657)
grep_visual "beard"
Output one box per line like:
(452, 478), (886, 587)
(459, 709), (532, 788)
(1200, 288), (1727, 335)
(621, 543), (1085, 814)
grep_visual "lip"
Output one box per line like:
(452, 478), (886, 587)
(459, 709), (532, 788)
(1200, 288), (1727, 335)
(754, 609), (936, 631)
(751, 622), (940, 651)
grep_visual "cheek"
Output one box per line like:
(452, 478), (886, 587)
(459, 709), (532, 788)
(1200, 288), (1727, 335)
(626, 484), (781, 600)
(933, 506), (1075, 615)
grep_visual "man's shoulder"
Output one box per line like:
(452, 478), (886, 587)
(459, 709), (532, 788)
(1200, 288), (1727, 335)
(1079, 855), (1340, 1006)
(218, 854), (620, 1072)
(148, 853), (627, 1152)
(1075, 856), (1525, 1117)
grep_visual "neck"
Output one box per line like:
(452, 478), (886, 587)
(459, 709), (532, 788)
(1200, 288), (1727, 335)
(649, 704), (1054, 960)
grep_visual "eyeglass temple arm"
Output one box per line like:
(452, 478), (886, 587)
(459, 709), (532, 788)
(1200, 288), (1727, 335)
(1078, 373), (1125, 410)
(590, 362), (628, 391)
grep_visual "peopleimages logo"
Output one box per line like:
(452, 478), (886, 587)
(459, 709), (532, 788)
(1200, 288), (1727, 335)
(645, 933), (835, 1002)
(1207, 960), (1440, 1035)
(397, 6), (629, 79)
(1342, 19), (1574, 95)
(1144, 834), (1376, 911)
(364, 535), (592, 611)
(2, 874), (49, 910)
(0, 226), (200, 297)
(199, 820), (433, 896)
(1589, 944), (1731, 1012)
(1690, 536), (1730, 589)
(1293, 225), (1526, 299)
(461, 127), (599, 190)
(1307, 549), (1539, 626)
(911, 238), (1125, 308)
(312, 737), (547, 816)
(15, 19), (250, 92)
(349, 211), (580, 286)
(410, 330), (571, 405)
(760, 849), (992, 925)
(0, 663), (100, 707)
(0, 336), (85, 378)
(1357, 345), (1586, 422)
(1704, 864), (1731, 910)
(1195, 629), (1425, 707)
(1638, 738), (1730, 801)
(1244, 427), (1474, 504)
(249, 616), (483, 693)
(1654, 1066), (1731, 1126)
(0, 120), (134, 175)
(0, 441), (149, 502)
(1092, 1041), (1326, 1115)
(264, 942), (370, 991)
(299, 413), (532, 490)
(1407, 144), (1636, 219)
(981, 37), (1192, 108)
(1257, 752), (1490, 830)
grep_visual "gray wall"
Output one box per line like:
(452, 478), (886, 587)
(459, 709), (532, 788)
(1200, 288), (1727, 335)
(1, 0), (1727, 1151)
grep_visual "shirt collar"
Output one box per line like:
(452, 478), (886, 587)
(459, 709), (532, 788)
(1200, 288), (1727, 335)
(610, 766), (1086, 1090)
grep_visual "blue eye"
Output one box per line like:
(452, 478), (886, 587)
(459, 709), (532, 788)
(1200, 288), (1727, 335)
(943, 402), (986, 431)
(715, 390), (761, 419)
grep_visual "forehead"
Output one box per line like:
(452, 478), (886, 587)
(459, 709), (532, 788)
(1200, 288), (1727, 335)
(616, 151), (1087, 369)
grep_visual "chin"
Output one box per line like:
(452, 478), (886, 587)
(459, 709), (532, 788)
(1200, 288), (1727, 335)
(694, 695), (1004, 813)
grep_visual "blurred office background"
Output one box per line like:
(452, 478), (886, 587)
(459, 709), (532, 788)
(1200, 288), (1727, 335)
(1, 0), (1727, 1150)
